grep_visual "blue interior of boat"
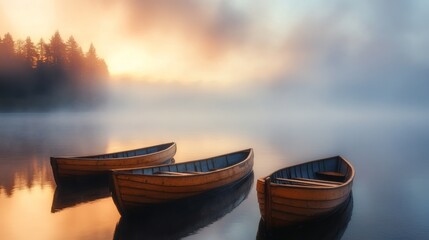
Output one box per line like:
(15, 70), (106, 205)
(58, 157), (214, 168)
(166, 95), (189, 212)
(84, 143), (172, 159)
(271, 156), (350, 183)
(129, 150), (250, 175)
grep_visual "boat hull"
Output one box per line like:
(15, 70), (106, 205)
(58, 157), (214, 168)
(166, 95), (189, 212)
(51, 142), (176, 185)
(113, 173), (254, 239)
(110, 149), (254, 216)
(256, 156), (354, 228)
(256, 194), (353, 240)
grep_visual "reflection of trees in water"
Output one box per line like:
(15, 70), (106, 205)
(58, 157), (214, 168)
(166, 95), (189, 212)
(51, 180), (111, 213)
(0, 115), (108, 196)
(0, 160), (53, 196)
(0, 31), (108, 110)
(113, 173), (254, 240)
(257, 194), (354, 240)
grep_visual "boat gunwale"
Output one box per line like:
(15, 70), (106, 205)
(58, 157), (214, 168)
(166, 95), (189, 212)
(264, 155), (355, 189)
(112, 148), (254, 177)
(51, 142), (176, 161)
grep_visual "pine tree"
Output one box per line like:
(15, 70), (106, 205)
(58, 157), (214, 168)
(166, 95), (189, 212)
(0, 33), (15, 58)
(0, 31), (109, 109)
(48, 31), (66, 65)
(66, 36), (84, 67)
(86, 43), (98, 63)
(37, 38), (48, 63)
(23, 37), (38, 68)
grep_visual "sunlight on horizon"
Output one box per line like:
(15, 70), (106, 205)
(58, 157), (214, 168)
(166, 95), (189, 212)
(1, 0), (428, 100)
(0, 0), (297, 84)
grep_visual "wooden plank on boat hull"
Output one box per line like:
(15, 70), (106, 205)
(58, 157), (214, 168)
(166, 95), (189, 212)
(257, 195), (265, 204)
(54, 143), (175, 165)
(275, 178), (339, 187)
(119, 173), (251, 206)
(269, 206), (337, 228)
(56, 150), (174, 166)
(111, 150), (253, 215)
(116, 159), (253, 187)
(256, 177), (351, 219)
(116, 178), (224, 193)
(55, 156), (174, 178)
(57, 160), (165, 171)
(270, 184), (352, 201)
(294, 177), (343, 185)
(258, 195), (343, 221)
(256, 155), (355, 228)
(115, 175), (248, 207)
(271, 202), (336, 216)
(256, 178), (266, 193)
(111, 149), (254, 215)
(120, 189), (200, 201)
(256, 178), (267, 220)
(271, 194), (351, 209)
(153, 171), (195, 176)
(115, 171), (250, 193)
(119, 186), (203, 198)
(57, 158), (171, 172)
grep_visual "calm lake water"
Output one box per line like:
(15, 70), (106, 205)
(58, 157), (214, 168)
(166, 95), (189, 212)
(1, 93), (429, 239)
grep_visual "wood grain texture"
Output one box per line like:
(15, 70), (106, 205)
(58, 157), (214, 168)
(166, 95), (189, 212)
(256, 156), (354, 228)
(111, 148), (254, 216)
(51, 142), (176, 185)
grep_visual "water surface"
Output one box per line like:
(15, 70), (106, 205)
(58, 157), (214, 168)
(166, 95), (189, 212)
(1, 105), (428, 239)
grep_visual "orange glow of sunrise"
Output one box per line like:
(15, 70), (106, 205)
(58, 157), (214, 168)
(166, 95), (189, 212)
(0, 0), (295, 84)
(107, 43), (292, 84)
(0, 184), (119, 240)
(0, 0), (56, 38)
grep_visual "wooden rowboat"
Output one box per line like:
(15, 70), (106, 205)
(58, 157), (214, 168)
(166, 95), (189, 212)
(257, 194), (353, 240)
(113, 173), (254, 239)
(51, 142), (176, 185)
(257, 156), (354, 229)
(110, 148), (254, 216)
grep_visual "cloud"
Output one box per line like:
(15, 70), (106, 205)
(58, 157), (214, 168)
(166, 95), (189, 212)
(1, 0), (428, 95)
(108, 0), (259, 80)
(271, 0), (429, 106)
(0, 0), (294, 82)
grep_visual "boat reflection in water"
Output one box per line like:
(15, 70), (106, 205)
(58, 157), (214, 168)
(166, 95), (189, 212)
(51, 158), (177, 212)
(113, 172), (254, 240)
(257, 194), (353, 240)
(51, 179), (111, 213)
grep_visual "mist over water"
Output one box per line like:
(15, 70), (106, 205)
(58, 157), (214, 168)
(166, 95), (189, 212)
(1, 80), (429, 239)
(1, 0), (429, 238)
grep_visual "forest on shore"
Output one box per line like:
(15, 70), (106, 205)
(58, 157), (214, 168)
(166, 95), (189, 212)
(0, 31), (109, 111)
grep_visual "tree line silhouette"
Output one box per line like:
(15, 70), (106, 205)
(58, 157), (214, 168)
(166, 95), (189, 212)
(0, 31), (109, 110)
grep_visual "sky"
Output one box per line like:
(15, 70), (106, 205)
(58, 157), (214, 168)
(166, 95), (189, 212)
(1, 0), (429, 97)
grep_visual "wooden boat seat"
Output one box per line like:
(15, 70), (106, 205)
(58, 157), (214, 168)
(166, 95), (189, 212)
(153, 171), (194, 176)
(316, 171), (346, 181)
(275, 178), (338, 187)
(294, 178), (343, 185)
